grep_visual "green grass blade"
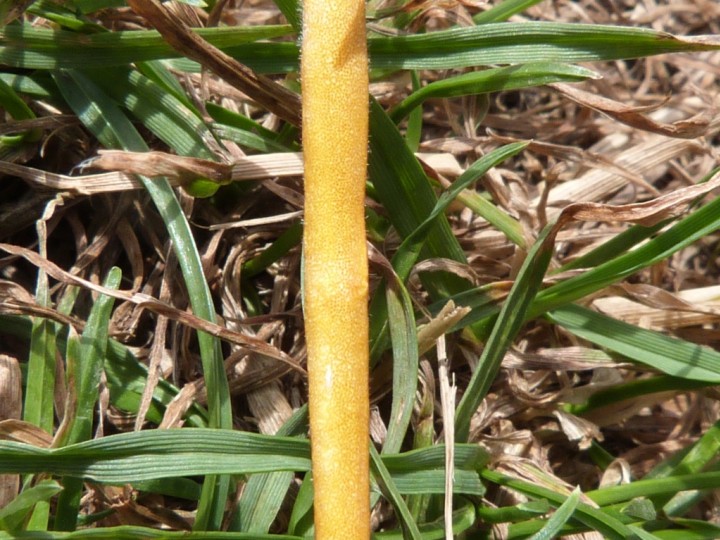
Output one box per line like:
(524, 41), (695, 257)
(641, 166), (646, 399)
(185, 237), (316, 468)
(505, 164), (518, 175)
(0, 429), (312, 481)
(473, 0), (546, 24)
(373, 501), (477, 539)
(587, 472), (720, 507)
(0, 480), (62, 533)
(370, 445), (423, 540)
(272, 0), (301, 31)
(0, 24), (294, 70)
(391, 142), (528, 282)
(232, 407), (308, 533)
(87, 67), (215, 160)
(482, 469), (644, 540)
(383, 276), (419, 455)
(52, 69), (232, 530)
(24, 320), (56, 435)
(454, 222), (556, 441)
(1, 315), (207, 428)
(368, 23), (720, 70)
(369, 99), (467, 271)
(55, 267), (120, 531)
(547, 304), (720, 382)
(368, 98), (470, 359)
(565, 376), (710, 416)
(528, 487), (581, 540)
(389, 63), (597, 122)
(534, 194), (720, 316)
(59, 266), (122, 446)
(5, 22), (718, 72)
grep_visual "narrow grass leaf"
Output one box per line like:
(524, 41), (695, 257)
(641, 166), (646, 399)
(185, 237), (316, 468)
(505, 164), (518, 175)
(454, 221), (556, 442)
(233, 407), (308, 533)
(547, 304), (720, 382)
(565, 376), (710, 416)
(211, 124), (292, 153)
(532, 189), (720, 317)
(53, 69), (232, 530)
(0, 24), (294, 70)
(390, 63), (597, 122)
(0, 429), (312, 482)
(87, 67), (216, 160)
(368, 98), (470, 358)
(1, 315), (208, 429)
(272, 0), (301, 31)
(368, 23), (720, 70)
(60, 267), (121, 446)
(392, 142), (528, 282)
(373, 501), (477, 539)
(54, 267), (120, 531)
(242, 222), (302, 279)
(0, 480), (62, 533)
(370, 445), (423, 540)
(587, 471), (720, 507)
(5, 23), (719, 72)
(528, 487), (581, 540)
(473, 0), (546, 24)
(287, 472), (314, 537)
(482, 469), (644, 540)
(383, 276), (419, 455)
(24, 320), (56, 435)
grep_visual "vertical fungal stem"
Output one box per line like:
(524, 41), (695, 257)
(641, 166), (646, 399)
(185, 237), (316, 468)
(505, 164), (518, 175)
(301, 0), (370, 538)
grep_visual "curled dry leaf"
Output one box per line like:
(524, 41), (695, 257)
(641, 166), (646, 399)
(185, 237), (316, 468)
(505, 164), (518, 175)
(555, 169), (720, 230)
(552, 409), (604, 450)
(0, 419), (53, 448)
(417, 300), (471, 355)
(550, 82), (712, 139)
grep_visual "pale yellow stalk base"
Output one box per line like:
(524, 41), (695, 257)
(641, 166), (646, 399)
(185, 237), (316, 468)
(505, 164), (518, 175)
(301, 0), (370, 538)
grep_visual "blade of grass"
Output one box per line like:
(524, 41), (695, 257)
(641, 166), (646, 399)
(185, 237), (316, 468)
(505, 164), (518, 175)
(373, 500), (477, 539)
(565, 376), (710, 416)
(547, 304), (720, 382)
(370, 444), (423, 540)
(389, 63), (597, 123)
(231, 406), (308, 533)
(454, 221), (556, 442)
(382, 274), (419, 455)
(0, 24), (294, 70)
(5, 23), (719, 72)
(473, 0), (546, 24)
(53, 69), (232, 530)
(0, 314), (208, 428)
(55, 267), (121, 531)
(368, 23), (720, 70)
(439, 181), (720, 336)
(586, 471), (720, 507)
(481, 469), (646, 540)
(528, 487), (581, 540)
(0, 527), (304, 539)
(391, 141), (528, 283)
(0, 480), (62, 534)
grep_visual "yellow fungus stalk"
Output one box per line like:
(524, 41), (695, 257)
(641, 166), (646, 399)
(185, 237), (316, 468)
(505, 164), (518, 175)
(301, 0), (370, 538)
